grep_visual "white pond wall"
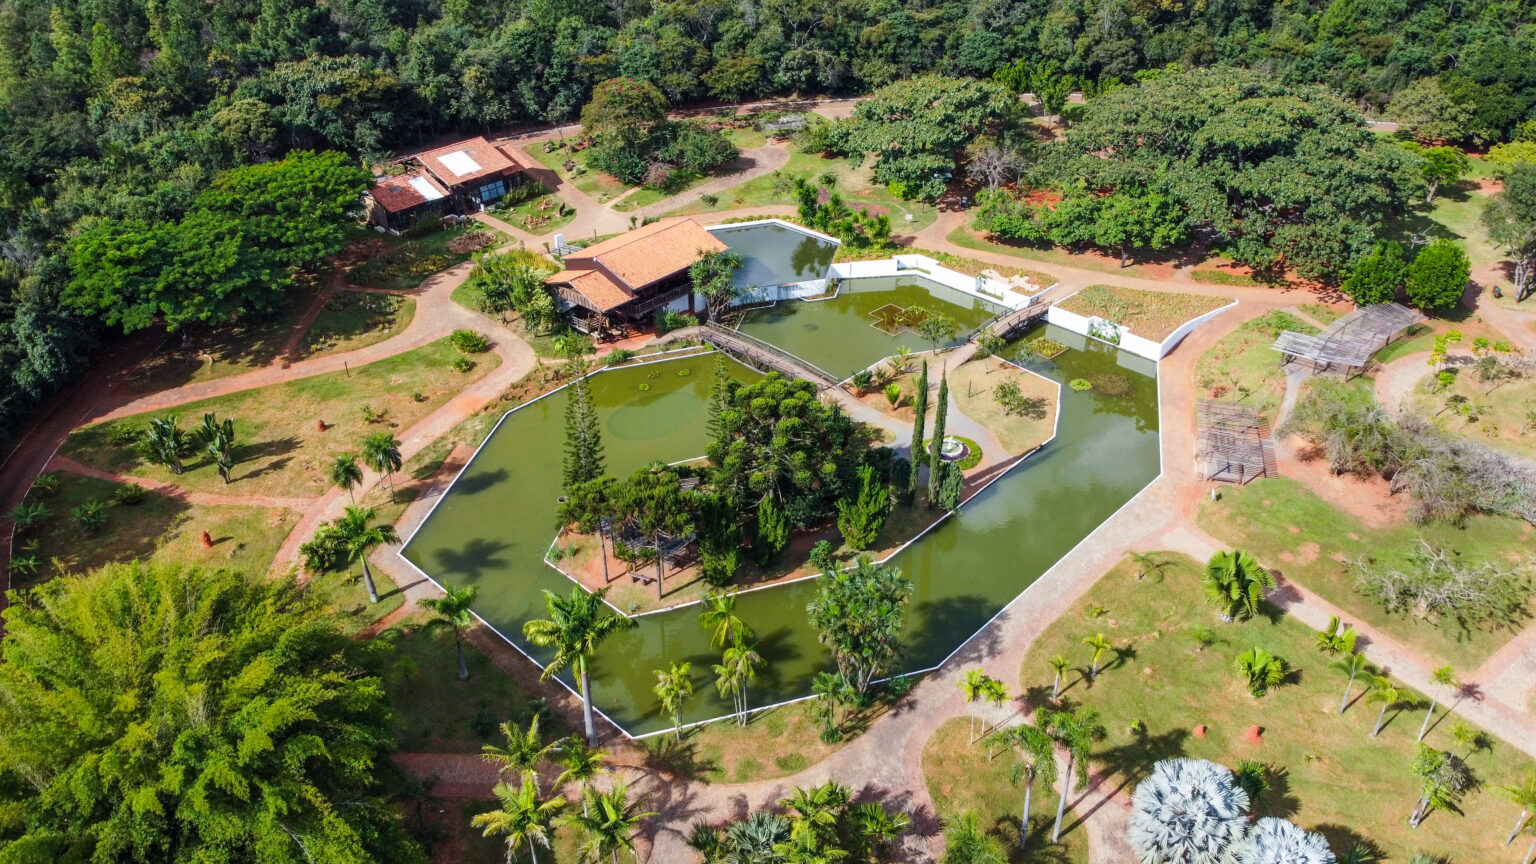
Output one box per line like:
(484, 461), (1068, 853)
(1047, 293), (1239, 360)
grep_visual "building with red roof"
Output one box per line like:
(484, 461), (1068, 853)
(363, 135), (539, 230)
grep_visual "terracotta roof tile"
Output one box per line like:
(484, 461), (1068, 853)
(548, 268), (634, 312)
(562, 218), (727, 290)
(413, 136), (523, 187)
(367, 170), (449, 213)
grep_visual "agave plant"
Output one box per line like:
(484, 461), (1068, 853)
(1128, 758), (1251, 864)
(1229, 817), (1336, 864)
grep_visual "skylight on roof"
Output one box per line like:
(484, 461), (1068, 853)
(408, 176), (445, 201)
(439, 151), (482, 177)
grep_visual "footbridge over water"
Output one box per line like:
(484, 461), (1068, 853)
(699, 323), (843, 389)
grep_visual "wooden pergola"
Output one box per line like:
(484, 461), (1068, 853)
(1197, 400), (1275, 484)
(1271, 302), (1425, 377)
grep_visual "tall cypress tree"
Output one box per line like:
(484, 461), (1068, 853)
(907, 360), (928, 501)
(563, 373), (604, 491)
(707, 354), (732, 443)
(928, 370), (950, 505)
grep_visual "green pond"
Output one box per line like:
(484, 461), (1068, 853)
(401, 325), (1159, 737)
(705, 222), (839, 288)
(737, 275), (1005, 380)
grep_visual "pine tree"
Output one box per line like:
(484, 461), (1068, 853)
(928, 371), (950, 505)
(563, 373), (604, 491)
(837, 464), (892, 550)
(707, 354), (733, 443)
(908, 360), (929, 501)
(754, 495), (789, 565)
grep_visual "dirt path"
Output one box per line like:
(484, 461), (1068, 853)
(1373, 351), (1433, 413)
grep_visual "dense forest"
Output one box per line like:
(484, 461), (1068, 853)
(2, 0), (1535, 440)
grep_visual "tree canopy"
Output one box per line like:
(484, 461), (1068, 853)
(0, 562), (421, 863)
(1038, 68), (1419, 280)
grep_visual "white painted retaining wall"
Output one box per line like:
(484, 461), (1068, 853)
(1047, 293), (1239, 360)
(827, 254), (1033, 311)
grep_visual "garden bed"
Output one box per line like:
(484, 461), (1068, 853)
(345, 222), (507, 293)
(1058, 285), (1231, 341)
(949, 357), (1059, 456)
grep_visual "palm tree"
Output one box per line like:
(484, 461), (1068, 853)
(194, 412), (238, 483)
(1044, 706), (1106, 842)
(958, 668), (999, 743)
(482, 716), (564, 786)
(1129, 758), (1251, 864)
(1504, 770), (1536, 845)
(1331, 651), (1370, 714)
(698, 591), (753, 649)
(1233, 646), (1288, 697)
(564, 779), (657, 864)
(142, 415), (188, 474)
(329, 454), (363, 503)
(523, 586), (637, 745)
(713, 638), (764, 725)
(1229, 817), (1334, 864)
(1315, 616), (1359, 655)
(1129, 550), (1166, 581)
(778, 782), (849, 850)
(1202, 549), (1275, 622)
(997, 723), (1056, 852)
(332, 504), (399, 603)
(556, 739), (609, 816)
(653, 661), (694, 740)
(422, 583), (478, 681)
(1366, 675), (1404, 736)
(1047, 654), (1069, 700)
(471, 775), (566, 864)
(941, 810), (1007, 864)
(1417, 665), (1459, 742)
(362, 430), (403, 493)
(1083, 633), (1112, 678)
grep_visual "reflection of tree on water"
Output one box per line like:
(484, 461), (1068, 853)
(790, 233), (836, 278)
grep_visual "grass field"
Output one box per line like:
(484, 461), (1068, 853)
(11, 473), (298, 581)
(945, 225), (1154, 279)
(1402, 361), (1536, 459)
(1196, 476), (1534, 670)
(347, 223), (511, 294)
(663, 141), (939, 232)
(950, 358), (1060, 456)
(1017, 552), (1534, 864)
(523, 140), (632, 204)
(1058, 285), (1231, 342)
(62, 338), (499, 499)
(1194, 310), (1318, 421)
(923, 717), (1090, 864)
(126, 280), (325, 393)
(299, 291), (415, 358)
(489, 184), (577, 236)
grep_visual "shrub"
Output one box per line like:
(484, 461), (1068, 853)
(700, 193), (719, 206)
(850, 370), (874, 394)
(106, 424), (142, 446)
(29, 473), (61, 495)
(112, 483), (147, 506)
(1069, 378), (1093, 391)
(451, 356), (477, 373)
(655, 309), (699, 334)
(450, 328), (491, 353)
(603, 348), (637, 367)
(71, 499), (106, 533)
(1406, 239), (1471, 311)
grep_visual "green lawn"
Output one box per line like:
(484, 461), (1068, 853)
(126, 280), (326, 393)
(10, 473), (298, 583)
(662, 142), (939, 232)
(347, 223), (512, 294)
(1194, 311), (1317, 422)
(1018, 552), (1534, 864)
(1402, 362), (1536, 459)
(523, 140), (632, 204)
(488, 183), (577, 236)
(299, 291), (415, 358)
(946, 224), (1153, 278)
(923, 717), (1089, 864)
(62, 338), (499, 499)
(1196, 476), (1533, 670)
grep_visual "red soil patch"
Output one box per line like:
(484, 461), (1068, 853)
(1278, 435), (1413, 530)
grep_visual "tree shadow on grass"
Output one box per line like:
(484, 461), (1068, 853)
(235, 436), (302, 481)
(642, 734), (720, 784)
(1084, 727), (1191, 807)
(1313, 825), (1384, 864)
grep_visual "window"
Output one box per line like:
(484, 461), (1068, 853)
(478, 179), (507, 202)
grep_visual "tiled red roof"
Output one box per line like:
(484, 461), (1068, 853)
(367, 170), (449, 214)
(414, 136), (525, 187)
(561, 218), (727, 290)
